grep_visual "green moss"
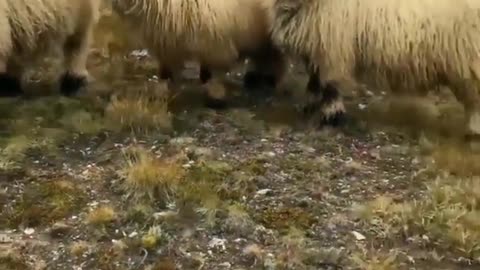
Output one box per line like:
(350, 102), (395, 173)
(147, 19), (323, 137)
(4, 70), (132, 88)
(125, 204), (154, 224)
(258, 207), (316, 230)
(241, 158), (267, 176)
(0, 252), (28, 270)
(3, 179), (87, 228)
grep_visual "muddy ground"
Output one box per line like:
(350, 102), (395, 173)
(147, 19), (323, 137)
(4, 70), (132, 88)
(1, 11), (480, 270)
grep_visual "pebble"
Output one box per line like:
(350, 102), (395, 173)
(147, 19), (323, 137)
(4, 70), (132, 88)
(0, 234), (12, 243)
(351, 231), (366, 241)
(49, 222), (72, 238)
(256, 189), (272, 196)
(208, 237), (227, 251)
(24, 228), (35, 235)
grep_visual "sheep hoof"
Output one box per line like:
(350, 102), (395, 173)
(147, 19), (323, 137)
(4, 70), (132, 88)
(465, 134), (480, 152)
(0, 74), (23, 97)
(204, 96), (228, 109)
(320, 110), (347, 127)
(302, 101), (347, 127)
(60, 72), (88, 97)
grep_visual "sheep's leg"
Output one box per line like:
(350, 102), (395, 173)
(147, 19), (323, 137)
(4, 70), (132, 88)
(243, 43), (286, 91)
(243, 68), (264, 90)
(303, 63), (346, 127)
(450, 79), (480, 139)
(259, 46), (287, 90)
(159, 67), (173, 81)
(199, 65), (212, 84)
(0, 23), (22, 97)
(0, 58), (23, 97)
(200, 67), (229, 109)
(60, 27), (92, 96)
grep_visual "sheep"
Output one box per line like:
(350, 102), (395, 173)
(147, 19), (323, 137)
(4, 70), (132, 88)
(110, 0), (287, 106)
(269, 0), (480, 137)
(0, 0), (101, 97)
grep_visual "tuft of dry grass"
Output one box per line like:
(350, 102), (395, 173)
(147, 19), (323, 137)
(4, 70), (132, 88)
(353, 175), (480, 259)
(105, 83), (173, 134)
(276, 227), (309, 269)
(1, 135), (32, 163)
(351, 250), (399, 270)
(86, 205), (118, 226)
(141, 225), (168, 249)
(429, 142), (480, 176)
(120, 147), (185, 203)
(146, 257), (177, 270)
(226, 109), (265, 134)
(0, 248), (28, 270)
(178, 161), (236, 226)
(59, 110), (105, 135)
(69, 241), (91, 257)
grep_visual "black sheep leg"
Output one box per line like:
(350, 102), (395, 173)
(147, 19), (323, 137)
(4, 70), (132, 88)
(0, 73), (23, 97)
(302, 62), (346, 127)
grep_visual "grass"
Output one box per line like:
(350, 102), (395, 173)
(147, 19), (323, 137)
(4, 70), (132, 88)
(2, 178), (87, 228)
(353, 175), (480, 259)
(0, 249), (28, 270)
(104, 83), (173, 134)
(351, 250), (399, 270)
(86, 205), (118, 226)
(141, 225), (168, 250)
(120, 146), (185, 203)
(69, 241), (91, 257)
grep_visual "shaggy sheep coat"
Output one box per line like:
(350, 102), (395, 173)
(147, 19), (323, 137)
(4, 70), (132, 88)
(0, 0), (101, 95)
(111, 0), (286, 89)
(269, 0), (480, 135)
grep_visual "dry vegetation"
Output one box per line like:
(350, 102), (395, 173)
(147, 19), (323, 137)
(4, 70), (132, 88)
(1, 5), (480, 270)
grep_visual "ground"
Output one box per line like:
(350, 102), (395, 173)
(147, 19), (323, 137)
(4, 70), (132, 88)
(1, 8), (480, 270)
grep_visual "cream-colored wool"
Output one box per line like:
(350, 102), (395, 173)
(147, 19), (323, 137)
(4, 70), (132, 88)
(270, 0), (480, 135)
(111, 0), (286, 85)
(0, 0), (101, 80)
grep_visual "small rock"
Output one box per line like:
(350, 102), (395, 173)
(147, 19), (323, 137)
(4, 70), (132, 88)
(170, 137), (195, 145)
(369, 149), (381, 159)
(208, 237), (227, 251)
(311, 186), (326, 200)
(243, 244), (264, 259)
(299, 144), (315, 153)
(190, 147), (214, 159)
(218, 262), (231, 268)
(254, 176), (270, 188)
(256, 189), (272, 196)
(24, 228), (35, 235)
(153, 211), (178, 221)
(34, 259), (47, 270)
(351, 231), (366, 241)
(297, 198), (310, 208)
(49, 222), (72, 238)
(0, 234), (12, 243)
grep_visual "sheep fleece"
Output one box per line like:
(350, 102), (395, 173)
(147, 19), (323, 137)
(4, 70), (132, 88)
(111, 0), (275, 69)
(0, 0), (100, 64)
(269, 0), (480, 93)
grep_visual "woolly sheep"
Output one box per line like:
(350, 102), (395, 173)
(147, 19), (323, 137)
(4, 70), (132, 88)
(111, 0), (287, 105)
(269, 0), (480, 137)
(0, 0), (101, 97)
